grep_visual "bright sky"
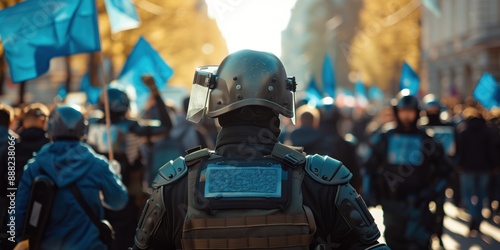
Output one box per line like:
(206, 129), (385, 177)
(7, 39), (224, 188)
(205, 0), (298, 57)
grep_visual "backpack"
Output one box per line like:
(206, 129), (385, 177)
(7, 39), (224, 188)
(180, 144), (317, 250)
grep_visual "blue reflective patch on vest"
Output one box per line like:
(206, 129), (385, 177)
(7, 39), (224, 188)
(387, 134), (423, 166)
(427, 126), (456, 156)
(204, 164), (282, 198)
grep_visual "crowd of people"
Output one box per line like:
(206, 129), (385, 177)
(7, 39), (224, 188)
(0, 50), (499, 249)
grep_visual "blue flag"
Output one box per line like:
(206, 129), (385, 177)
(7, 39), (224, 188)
(422, 0), (441, 17)
(57, 84), (68, 100)
(355, 81), (367, 99)
(80, 73), (102, 104)
(355, 80), (368, 105)
(305, 75), (322, 105)
(322, 54), (336, 97)
(0, 0), (101, 83)
(399, 62), (420, 95)
(473, 73), (500, 110)
(117, 37), (173, 111)
(104, 0), (140, 34)
(368, 85), (384, 102)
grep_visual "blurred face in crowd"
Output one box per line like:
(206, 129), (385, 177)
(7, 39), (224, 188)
(397, 108), (417, 128)
(426, 106), (440, 116)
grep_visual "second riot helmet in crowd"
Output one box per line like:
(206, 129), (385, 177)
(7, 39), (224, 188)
(392, 89), (421, 111)
(98, 88), (130, 118)
(47, 105), (87, 140)
(186, 50), (296, 123)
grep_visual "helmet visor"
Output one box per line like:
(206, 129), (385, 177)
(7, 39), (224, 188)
(186, 66), (218, 123)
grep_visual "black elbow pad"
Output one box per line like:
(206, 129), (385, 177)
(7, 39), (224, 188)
(335, 183), (381, 245)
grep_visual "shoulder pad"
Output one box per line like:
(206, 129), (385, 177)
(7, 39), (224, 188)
(305, 154), (352, 185)
(152, 157), (187, 188)
(271, 143), (305, 167)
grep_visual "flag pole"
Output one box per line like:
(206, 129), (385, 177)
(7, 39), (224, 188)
(97, 52), (114, 162)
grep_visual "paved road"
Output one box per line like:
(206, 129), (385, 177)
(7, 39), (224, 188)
(369, 202), (500, 249)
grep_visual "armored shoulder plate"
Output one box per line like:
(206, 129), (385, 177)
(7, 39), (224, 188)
(151, 148), (216, 188)
(152, 157), (187, 188)
(305, 154), (352, 185)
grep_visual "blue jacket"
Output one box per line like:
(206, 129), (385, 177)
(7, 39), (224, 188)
(15, 141), (128, 250)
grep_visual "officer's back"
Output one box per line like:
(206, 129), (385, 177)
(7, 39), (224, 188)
(131, 50), (388, 250)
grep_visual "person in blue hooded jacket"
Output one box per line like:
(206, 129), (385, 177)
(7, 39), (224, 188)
(14, 105), (128, 249)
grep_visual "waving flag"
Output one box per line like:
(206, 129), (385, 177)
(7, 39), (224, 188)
(0, 0), (101, 83)
(104, 0), (140, 34)
(399, 62), (420, 95)
(80, 73), (102, 104)
(117, 37), (173, 111)
(355, 80), (368, 106)
(305, 75), (322, 105)
(422, 0), (441, 17)
(369, 85), (384, 102)
(473, 73), (500, 110)
(322, 54), (336, 97)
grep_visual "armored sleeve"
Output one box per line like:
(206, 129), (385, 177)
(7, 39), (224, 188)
(304, 155), (386, 249)
(133, 187), (166, 249)
(132, 157), (188, 249)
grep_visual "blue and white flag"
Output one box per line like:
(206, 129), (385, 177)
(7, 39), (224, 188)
(399, 62), (420, 95)
(322, 54), (336, 98)
(117, 37), (173, 111)
(104, 0), (140, 34)
(473, 72), (500, 110)
(355, 80), (368, 106)
(368, 85), (384, 102)
(422, 0), (441, 17)
(0, 0), (101, 83)
(305, 75), (322, 105)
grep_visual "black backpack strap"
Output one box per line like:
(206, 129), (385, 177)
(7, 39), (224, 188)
(68, 184), (102, 229)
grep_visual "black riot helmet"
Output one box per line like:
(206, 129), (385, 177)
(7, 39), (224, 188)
(392, 90), (420, 111)
(98, 88), (130, 118)
(391, 90), (421, 126)
(422, 94), (441, 112)
(47, 106), (87, 140)
(186, 50), (296, 123)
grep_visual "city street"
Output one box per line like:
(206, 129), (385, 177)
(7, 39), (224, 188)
(370, 200), (500, 249)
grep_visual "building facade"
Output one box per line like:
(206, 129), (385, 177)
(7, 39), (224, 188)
(421, 0), (500, 98)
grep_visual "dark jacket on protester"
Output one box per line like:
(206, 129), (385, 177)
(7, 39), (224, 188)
(458, 117), (494, 173)
(0, 127), (50, 194)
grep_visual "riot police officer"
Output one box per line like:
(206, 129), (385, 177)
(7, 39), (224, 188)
(131, 50), (388, 250)
(87, 76), (173, 250)
(365, 90), (451, 249)
(421, 94), (457, 246)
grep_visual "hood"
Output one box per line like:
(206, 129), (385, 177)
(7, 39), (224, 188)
(35, 141), (94, 187)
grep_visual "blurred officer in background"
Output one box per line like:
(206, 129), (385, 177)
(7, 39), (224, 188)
(365, 90), (451, 249)
(421, 94), (457, 246)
